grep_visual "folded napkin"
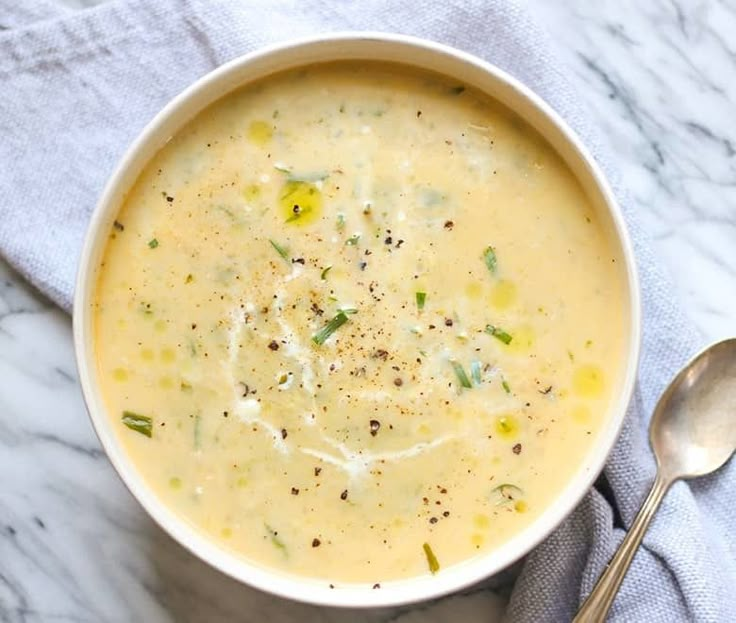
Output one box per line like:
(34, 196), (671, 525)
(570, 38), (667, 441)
(1, 0), (734, 620)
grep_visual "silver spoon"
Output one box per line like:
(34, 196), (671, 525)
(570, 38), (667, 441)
(574, 337), (736, 622)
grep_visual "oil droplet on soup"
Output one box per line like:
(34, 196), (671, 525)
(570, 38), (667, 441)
(489, 279), (517, 309)
(248, 120), (273, 145)
(279, 180), (324, 225)
(93, 62), (626, 584)
(573, 365), (605, 398)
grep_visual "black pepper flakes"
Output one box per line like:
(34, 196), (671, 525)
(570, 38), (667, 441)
(113, 220), (125, 231)
(281, 428), (288, 440)
(444, 318), (453, 327)
(312, 538), (321, 547)
(369, 420), (381, 436)
(429, 517), (438, 524)
(372, 583), (381, 590)
(444, 220), (454, 230)
(443, 511), (450, 517)
(268, 340), (280, 351)
(393, 378), (403, 387)
(513, 443), (522, 454)
(291, 487), (299, 495)
(340, 490), (348, 501)
(314, 467), (322, 476)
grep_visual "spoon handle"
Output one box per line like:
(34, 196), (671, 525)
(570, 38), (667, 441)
(573, 473), (672, 622)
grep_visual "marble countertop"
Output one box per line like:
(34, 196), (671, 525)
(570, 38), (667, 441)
(1, 1), (734, 621)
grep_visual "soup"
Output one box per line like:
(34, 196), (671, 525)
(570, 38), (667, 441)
(93, 62), (626, 585)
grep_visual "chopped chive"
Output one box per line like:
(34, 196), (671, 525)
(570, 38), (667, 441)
(345, 233), (361, 246)
(265, 524), (288, 557)
(288, 171), (328, 183)
(415, 291), (426, 311)
(491, 483), (524, 506)
(148, 238), (159, 249)
(193, 414), (202, 450)
(336, 213), (346, 231)
(501, 378), (511, 394)
(451, 360), (472, 389)
(269, 239), (289, 262)
(339, 307), (358, 315)
(485, 324), (513, 345)
(312, 310), (353, 345)
(320, 265), (332, 280)
(121, 411), (152, 438)
(482, 245), (497, 274)
(471, 360), (482, 386)
(423, 543), (440, 574)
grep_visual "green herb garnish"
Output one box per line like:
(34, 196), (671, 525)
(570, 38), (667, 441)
(482, 245), (497, 274)
(148, 238), (159, 249)
(415, 291), (426, 311)
(471, 360), (482, 386)
(485, 324), (513, 345)
(193, 414), (201, 450)
(269, 239), (289, 262)
(491, 483), (524, 506)
(312, 310), (354, 345)
(320, 265), (332, 280)
(336, 213), (346, 231)
(265, 524), (288, 557)
(501, 378), (511, 394)
(345, 233), (361, 246)
(423, 543), (440, 574)
(122, 411), (152, 438)
(451, 360), (472, 389)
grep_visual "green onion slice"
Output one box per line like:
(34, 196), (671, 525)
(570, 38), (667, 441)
(470, 360), (482, 386)
(312, 310), (353, 345)
(485, 324), (513, 345)
(482, 245), (497, 274)
(491, 483), (524, 506)
(423, 543), (440, 574)
(122, 411), (152, 438)
(416, 291), (426, 311)
(269, 239), (289, 262)
(451, 360), (472, 389)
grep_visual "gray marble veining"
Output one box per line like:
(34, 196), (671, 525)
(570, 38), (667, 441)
(0, 1), (734, 622)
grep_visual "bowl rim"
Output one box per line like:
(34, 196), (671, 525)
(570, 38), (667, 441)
(73, 31), (641, 608)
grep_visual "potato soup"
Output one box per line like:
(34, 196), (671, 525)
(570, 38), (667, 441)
(93, 62), (626, 585)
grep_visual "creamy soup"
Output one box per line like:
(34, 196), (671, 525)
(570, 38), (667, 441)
(93, 62), (626, 585)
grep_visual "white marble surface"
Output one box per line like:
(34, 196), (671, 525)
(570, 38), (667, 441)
(1, 1), (734, 621)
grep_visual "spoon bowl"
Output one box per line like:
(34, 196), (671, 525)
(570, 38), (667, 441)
(652, 337), (736, 480)
(575, 337), (736, 621)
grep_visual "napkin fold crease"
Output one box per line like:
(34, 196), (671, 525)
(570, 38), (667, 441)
(1, 1), (734, 621)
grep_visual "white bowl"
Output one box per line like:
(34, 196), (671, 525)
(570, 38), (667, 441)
(73, 32), (641, 608)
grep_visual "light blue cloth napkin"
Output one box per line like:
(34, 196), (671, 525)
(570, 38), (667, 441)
(1, 1), (733, 620)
